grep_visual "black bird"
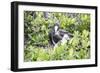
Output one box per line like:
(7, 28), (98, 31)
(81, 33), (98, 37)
(49, 21), (73, 46)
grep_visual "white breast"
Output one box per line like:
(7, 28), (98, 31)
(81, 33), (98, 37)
(54, 26), (58, 33)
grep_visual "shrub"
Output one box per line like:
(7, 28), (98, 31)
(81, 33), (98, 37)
(24, 11), (90, 61)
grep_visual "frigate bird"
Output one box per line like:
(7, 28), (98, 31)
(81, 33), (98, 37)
(49, 21), (73, 46)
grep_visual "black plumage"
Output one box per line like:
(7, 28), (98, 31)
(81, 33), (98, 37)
(49, 22), (73, 46)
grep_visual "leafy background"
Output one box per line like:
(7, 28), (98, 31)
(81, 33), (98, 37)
(24, 11), (90, 62)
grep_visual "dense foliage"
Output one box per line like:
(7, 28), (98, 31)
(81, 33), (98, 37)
(24, 11), (90, 62)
